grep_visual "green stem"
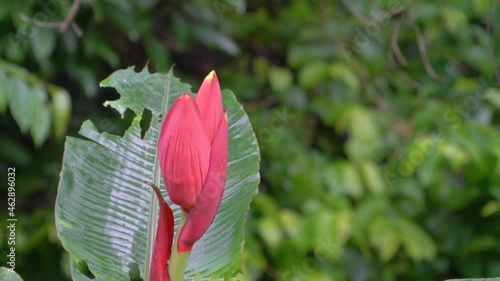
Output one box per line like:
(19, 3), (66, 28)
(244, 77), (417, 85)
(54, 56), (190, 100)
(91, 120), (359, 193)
(143, 165), (160, 280)
(169, 211), (191, 281)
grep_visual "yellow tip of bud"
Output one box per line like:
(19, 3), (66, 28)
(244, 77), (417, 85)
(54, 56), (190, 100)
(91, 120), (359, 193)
(205, 70), (216, 81)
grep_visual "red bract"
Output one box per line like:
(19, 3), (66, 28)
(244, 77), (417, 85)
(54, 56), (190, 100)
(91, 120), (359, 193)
(178, 112), (228, 252)
(148, 183), (174, 281)
(157, 71), (228, 253)
(195, 71), (223, 141)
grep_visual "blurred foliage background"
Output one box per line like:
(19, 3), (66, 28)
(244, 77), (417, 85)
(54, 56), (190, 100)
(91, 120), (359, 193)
(0, 0), (500, 280)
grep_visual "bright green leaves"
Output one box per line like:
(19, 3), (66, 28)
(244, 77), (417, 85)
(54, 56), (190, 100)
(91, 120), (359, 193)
(51, 89), (72, 140)
(298, 61), (330, 89)
(367, 216), (436, 262)
(340, 105), (384, 163)
(311, 101), (385, 163)
(324, 161), (363, 198)
(30, 28), (57, 64)
(359, 161), (385, 195)
(257, 216), (282, 251)
(484, 87), (500, 109)
(7, 77), (31, 133)
(0, 60), (71, 147)
(398, 219), (437, 261)
(0, 71), (8, 113)
(368, 216), (399, 262)
(268, 67), (293, 93)
(29, 86), (52, 146)
(352, 196), (437, 263)
(55, 67), (260, 280)
(330, 62), (361, 94)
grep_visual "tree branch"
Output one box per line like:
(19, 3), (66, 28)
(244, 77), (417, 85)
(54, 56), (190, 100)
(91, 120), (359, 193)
(18, 14), (61, 28)
(18, 0), (82, 37)
(59, 0), (81, 33)
(414, 25), (445, 81)
(390, 16), (408, 66)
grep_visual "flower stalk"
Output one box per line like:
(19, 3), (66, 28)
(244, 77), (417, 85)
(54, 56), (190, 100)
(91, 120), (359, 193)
(168, 211), (191, 281)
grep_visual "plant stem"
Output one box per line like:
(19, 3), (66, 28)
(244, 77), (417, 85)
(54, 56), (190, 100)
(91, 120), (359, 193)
(144, 150), (161, 279)
(144, 69), (173, 280)
(169, 211), (191, 281)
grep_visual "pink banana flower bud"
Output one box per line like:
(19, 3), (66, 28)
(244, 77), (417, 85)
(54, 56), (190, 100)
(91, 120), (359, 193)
(157, 71), (228, 253)
(158, 93), (210, 213)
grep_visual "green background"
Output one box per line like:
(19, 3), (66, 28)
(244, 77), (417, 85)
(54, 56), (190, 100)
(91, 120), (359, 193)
(0, 0), (499, 280)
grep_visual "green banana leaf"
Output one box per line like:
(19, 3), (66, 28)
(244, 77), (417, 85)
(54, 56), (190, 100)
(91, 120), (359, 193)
(55, 67), (260, 280)
(0, 267), (23, 281)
